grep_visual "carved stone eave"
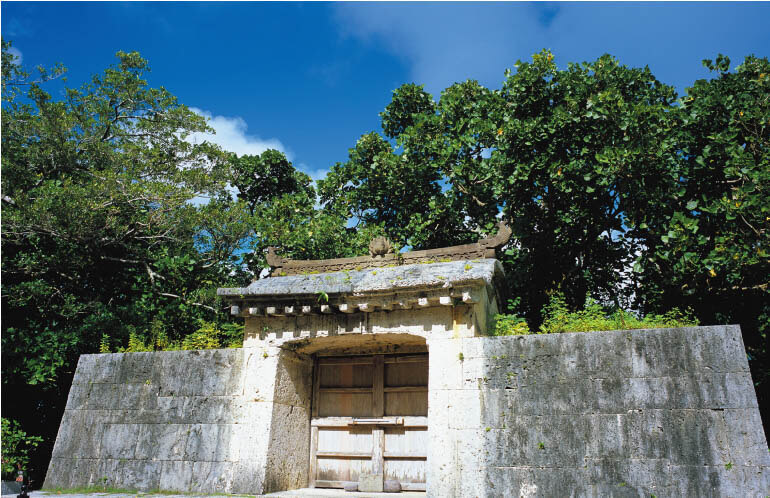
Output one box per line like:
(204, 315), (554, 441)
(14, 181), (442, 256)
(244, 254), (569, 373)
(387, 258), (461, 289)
(218, 259), (505, 318)
(264, 221), (512, 276)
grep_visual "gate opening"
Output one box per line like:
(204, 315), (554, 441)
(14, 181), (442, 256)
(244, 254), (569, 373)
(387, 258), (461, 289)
(309, 352), (428, 492)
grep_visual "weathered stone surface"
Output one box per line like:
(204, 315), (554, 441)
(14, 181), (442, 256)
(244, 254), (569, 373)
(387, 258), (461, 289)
(221, 259), (502, 297)
(428, 325), (768, 497)
(358, 473), (384, 492)
(44, 347), (310, 496)
(46, 293), (767, 498)
(383, 479), (402, 492)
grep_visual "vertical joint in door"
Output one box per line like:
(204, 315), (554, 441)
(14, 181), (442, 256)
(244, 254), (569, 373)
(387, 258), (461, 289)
(308, 426), (318, 488)
(311, 356), (320, 418)
(373, 355), (384, 417)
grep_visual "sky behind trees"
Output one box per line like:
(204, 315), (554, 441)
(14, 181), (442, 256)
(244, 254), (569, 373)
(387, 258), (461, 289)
(2, 1), (769, 184)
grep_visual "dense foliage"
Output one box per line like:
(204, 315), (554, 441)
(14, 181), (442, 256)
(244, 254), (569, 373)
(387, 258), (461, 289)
(493, 294), (699, 336)
(1, 39), (768, 483)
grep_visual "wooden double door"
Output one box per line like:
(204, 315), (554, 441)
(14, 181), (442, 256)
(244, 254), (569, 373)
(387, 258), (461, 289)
(309, 353), (428, 491)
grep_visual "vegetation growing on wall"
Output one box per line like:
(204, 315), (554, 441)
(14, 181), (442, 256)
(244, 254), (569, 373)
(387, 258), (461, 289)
(493, 293), (699, 336)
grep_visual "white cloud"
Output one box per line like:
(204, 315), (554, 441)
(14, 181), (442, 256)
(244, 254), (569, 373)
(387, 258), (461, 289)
(7, 46), (23, 65)
(188, 107), (290, 159)
(333, 4), (544, 95)
(185, 110), (330, 207)
(299, 164), (330, 183)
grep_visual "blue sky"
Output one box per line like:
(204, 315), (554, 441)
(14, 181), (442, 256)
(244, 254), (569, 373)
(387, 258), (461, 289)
(2, 2), (769, 183)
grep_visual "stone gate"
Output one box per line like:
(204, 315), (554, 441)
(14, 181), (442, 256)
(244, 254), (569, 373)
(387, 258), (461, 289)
(44, 229), (769, 495)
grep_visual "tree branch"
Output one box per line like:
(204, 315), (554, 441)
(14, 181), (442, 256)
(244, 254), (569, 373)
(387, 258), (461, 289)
(158, 292), (217, 312)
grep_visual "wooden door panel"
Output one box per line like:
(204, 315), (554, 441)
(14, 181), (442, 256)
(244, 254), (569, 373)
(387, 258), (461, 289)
(318, 392), (372, 417)
(384, 392), (428, 416)
(316, 457), (373, 485)
(319, 363), (373, 388)
(384, 427), (428, 489)
(384, 459), (426, 485)
(385, 359), (429, 387)
(317, 426), (373, 454)
(315, 426), (374, 486)
(311, 354), (428, 489)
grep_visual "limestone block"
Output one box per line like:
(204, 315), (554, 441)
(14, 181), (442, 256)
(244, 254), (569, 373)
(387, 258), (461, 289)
(242, 348), (280, 402)
(231, 403), (273, 445)
(481, 416), (589, 468)
(358, 473), (384, 492)
(685, 325), (749, 373)
(87, 383), (121, 410)
(184, 424), (222, 462)
(663, 408), (731, 465)
(119, 460), (162, 491)
(135, 423), (189, 461)
(43, 457), (71, 488)
(272, 351), (313, 407)
(723, 408), (770, 466)
(117, 383), (158, 411)
(427, 389), (450, 429)
(230, 461), (265, 495)
(584, 413), (634, 460)
(92, 458), (122, 489)
(67, 458), (98, 489)
(70, 355), (98, 386)
(447, 389), (482, 429)
(264, 402), (311, 491)
(50, 410), (102, 459)
(159, 460), (193, 492)
(64, 384), (91, 411)
(631, 326), (747, 377)
(155, 395), (188, 423)
(100, 423), (140, 459)
(185, 396), (235, 424)
(196, 349), (244, 396)
(88, 353), (122, 384)
(158, 352), (194, 397)
(118, 352), (158, 384)
(427, 338), (463, 390)
(214, 424), (241, 462)
(190, 461), (233, 494)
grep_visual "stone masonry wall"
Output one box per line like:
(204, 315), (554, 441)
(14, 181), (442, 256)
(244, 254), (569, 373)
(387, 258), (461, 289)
(43, 347), (312, 495)
(427, 325), (769, 497)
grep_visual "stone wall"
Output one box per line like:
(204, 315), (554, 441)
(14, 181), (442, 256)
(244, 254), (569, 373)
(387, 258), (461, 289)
(46, 325), (769, 496)
(427, 325), (769, 497)
(43, 347), (312, 495)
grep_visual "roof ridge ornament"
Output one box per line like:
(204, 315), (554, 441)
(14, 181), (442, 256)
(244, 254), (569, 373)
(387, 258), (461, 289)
(265, 221), (512, 277)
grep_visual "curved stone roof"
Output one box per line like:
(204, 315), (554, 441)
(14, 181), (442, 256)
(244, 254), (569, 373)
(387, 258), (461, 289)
(217, 259), (505, 316)
(218, 259), (503, 298)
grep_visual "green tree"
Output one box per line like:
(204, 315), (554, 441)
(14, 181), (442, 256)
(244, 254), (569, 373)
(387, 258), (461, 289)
(238, 152), (376, 275)
(638, 55), (770, 394)
(1, 41), (252, 480)
(230, 149), (314, 215)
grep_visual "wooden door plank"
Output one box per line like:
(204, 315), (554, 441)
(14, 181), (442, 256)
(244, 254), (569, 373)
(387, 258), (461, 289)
(312, 356), (321, 418)
(383, 386), (428, 393)
(316, 451), (373, 458)
(372, 354), (384, 417)
(309, 426), (318, 488)
(372, 427), (385, 477)
(318, 356), (375, 365)
(319, 387), (373, 393)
